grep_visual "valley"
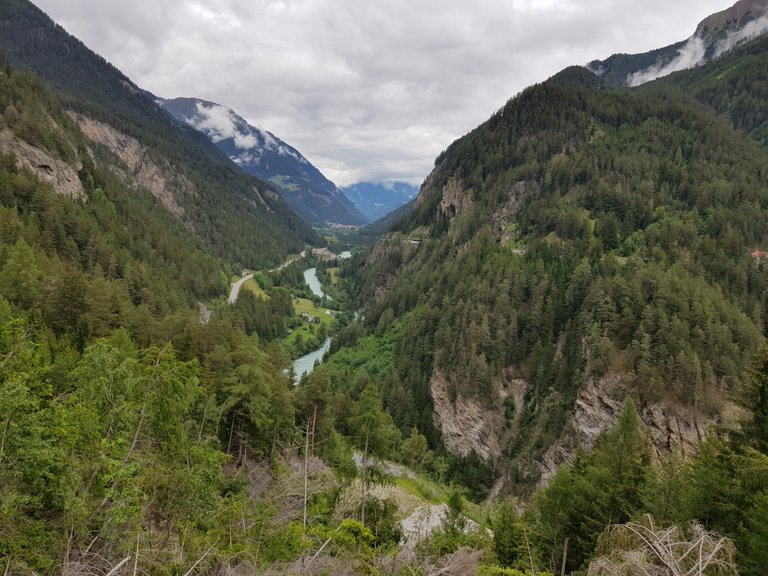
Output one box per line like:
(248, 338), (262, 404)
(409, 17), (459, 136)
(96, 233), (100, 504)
(225, 250), (346, 382)
(0, 0), (768, 575)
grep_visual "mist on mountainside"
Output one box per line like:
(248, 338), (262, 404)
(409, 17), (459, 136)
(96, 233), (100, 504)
(628, 12), (768, 85)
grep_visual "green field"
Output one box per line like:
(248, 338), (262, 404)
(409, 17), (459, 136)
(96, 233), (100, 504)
(285, 297), (336, 349)
(242, 277), (268, 298)
(230, 274), (269, 299)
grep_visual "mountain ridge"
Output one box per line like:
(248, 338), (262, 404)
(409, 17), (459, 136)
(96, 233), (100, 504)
(341, 180), (418, 221)
(158, 96), (369, 227)
(696, 0), (768, 38)
(0, 0), (320, 268)
(588, 0), (768, 87)
(356, 26), (768, 499)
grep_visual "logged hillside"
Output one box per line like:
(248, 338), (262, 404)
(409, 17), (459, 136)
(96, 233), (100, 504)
(0, 0), (318, 268)
(353, 42), (768, 494)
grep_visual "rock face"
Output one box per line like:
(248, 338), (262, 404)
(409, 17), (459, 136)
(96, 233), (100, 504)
(71, 114), (188, 218)
(430, 365), (504, 462)
(0, 130), (83, 198)
(439, 177), (474, 220)
(539, 373), (745, 484)
(491, 180), (538, 242)
(429, 360), (744, 488)
(364, 232), (419, 299)
(696, 0), (768, 39)
(399, 503), (487, 550)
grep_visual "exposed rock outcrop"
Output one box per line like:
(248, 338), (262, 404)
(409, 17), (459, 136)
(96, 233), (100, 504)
(503, 367), (529, 435)
(439, 177), (474, 220)
(71, 113), (188, 218)
(696, 0), (768, 39)
(365, 232), (419, 299)
(429, 361), (745, 490)
(491, 180), (538, 242)
(539, 373), (746, 484)
(430, 365), (504, 463)
(0, 130), (83, 199)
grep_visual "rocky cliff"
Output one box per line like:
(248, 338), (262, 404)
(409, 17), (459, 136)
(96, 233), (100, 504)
(71, 114), (188, 218)
(439, 177), (475, 221)
(0, 129), (83, 199)
(696, 0), (768, 39)
(539, 374), (747, 485)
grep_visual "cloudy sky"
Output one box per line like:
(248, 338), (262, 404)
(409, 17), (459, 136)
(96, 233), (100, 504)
(35, 0), (729, 186)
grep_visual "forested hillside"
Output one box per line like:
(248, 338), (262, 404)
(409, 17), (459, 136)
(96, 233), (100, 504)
(0, 0), (318, 268)
(319, 29), (768, 574)
(657, 33), (768, 147)
(0, 56), (313, 572)
(3, 0), (768, 574)
(364, 71), (768, 460)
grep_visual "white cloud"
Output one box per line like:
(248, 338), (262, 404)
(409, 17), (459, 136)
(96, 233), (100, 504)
(187, 102), (261, 149)
(627, 36), (708, 86)
(233, 132), (259, 149)
(36, 0), (729, 186)
(189, 102), (238, 141)
(714, 12), (768, 56)
(628, 13), (768, 86)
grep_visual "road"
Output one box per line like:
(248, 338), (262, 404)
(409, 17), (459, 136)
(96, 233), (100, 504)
(227, 273), (254, 304)
(228, 249), (309, 305)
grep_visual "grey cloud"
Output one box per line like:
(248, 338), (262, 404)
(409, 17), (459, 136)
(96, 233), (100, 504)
(36, 0), (728, 186)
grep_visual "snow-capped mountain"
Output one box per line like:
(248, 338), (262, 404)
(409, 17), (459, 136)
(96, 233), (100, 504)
(158, 97), (368, 227)
(341, 181), (418, 222)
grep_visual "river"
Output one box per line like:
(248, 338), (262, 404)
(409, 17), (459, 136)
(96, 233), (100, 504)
(292, 337), (332, 384)
(291, 266), (332, 383)
(303, 267), (325, 299)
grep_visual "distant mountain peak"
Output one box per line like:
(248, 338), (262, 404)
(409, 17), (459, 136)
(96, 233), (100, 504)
(161, 98), (308, 163)
(159, 97), (367, 226)
(341, 181), (418, 222)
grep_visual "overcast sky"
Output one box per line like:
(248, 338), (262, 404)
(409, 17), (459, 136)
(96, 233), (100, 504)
(34, 0), (729, 186)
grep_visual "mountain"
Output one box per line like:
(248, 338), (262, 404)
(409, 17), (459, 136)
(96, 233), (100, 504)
(0, 55), (339, 572)
(158, 97), (368, 227)
(588, 0), (768, 86)
(351, 13), (768, 503)
(0, 0), (319, 268)
(335, 24), (768, 569)
(3, 0), (768, 574)
(655, 31), (768, 147)
(341, 181), (418, 221)
(697, 0), (768, 38)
